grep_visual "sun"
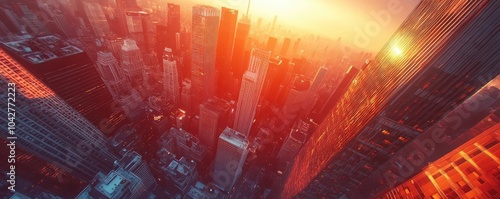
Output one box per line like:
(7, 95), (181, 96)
(392, 46), (403, 56)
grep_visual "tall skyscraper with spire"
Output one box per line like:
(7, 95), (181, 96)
(228, 0), (252, 95)
(190, 5), (220, 113)
(163, 47), (180, 105)
(233, 48), (270, 136)
(280, 0), (500, 198)
(0, 48), (119, 182)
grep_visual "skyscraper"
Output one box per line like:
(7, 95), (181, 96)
(82, 1), (111, 37)
(353, 75), (500, 198)
(215, 7), (238, 97)
(282, 76), (310, 121)
(311, 65), (360, 123)
(125, 11), (153, 52)
(167, 3), (181, 52)
(112, 0), (142, 36)
(0, 48), (119, 181)
(233, 48), (270, 136)
(281, 0), (500, 198)
(280, 37), (291, 57)
(190, 5), (220, 113)
(301, 67), (328, 114)
(156, 24), (169, 64)
(96, 51), (132, 100)
(213, 127), (250, 192)
(262, 56), (289, 104)
(121, 38), (144, 87)
(230, 17), (250, 88)
(0, 140), (86, 197)
(163, 48), (180, 105)
(233, 72), (258, 137)
(277, 119), (312, 168)
(199, 98), (232, 150)
(1, 35), (117, 132)
(271, 15), (277, 33)
(266, 37), (277, 56)
(376, 120), (500, 199)
(181, 79), (192, 113)
(0, 5), (24, 35)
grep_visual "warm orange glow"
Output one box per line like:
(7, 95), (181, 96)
(0, 50), (54, 99)
(474, 142), (500, 164)
(165, 0), (420, 52)
(379, 124), (500, 198)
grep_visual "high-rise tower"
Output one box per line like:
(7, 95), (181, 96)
(230, 17), (251, 93)
(213, 127), (249, 192)
(1, 35), (118, 133)
(163, 48), (180, 105)
(82, 1), (111, 37)
(233, 48), (270, 136)
(167, 3), (181, 51)
(0, 48), (119, 182)
(121, 38), (144, 87)
(96, 51), (132, 100)
(190, 5), (220, 113)
(215, 7), (238, 97)
(281, 0), (500, 198)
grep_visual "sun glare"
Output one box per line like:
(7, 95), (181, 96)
(392, 46), (403, 56)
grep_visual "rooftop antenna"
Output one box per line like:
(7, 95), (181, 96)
(246, 0), (251, 19)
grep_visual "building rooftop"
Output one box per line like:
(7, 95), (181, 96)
(220, 127), (249, 149)
(96, 171), (126, 197)
(117, 151), (142, 171)
(126, 11), (149, 16)
(292, 76), (311, 91)
(77, 169), (141, 199)
(202, 97), (232, 113)
(193, 5), (220, 17)
(169, 128), (208, 156)
(121, 39), (139, 51)
(97, 51), (118, 65)
(111, 124), (135, 147)
(164, 157), (196, 179)
(185, 182), (221, 199)
(1, 35), (83, 64)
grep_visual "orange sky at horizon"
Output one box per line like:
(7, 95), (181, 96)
(155, 0), (421, 53)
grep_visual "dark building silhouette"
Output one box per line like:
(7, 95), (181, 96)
(311, 64), (361, 123)
(266, 37), (278, 56)
(280, 38), (291, 57)
(0, 35), (121, 133)
(215, 7), (238, 98)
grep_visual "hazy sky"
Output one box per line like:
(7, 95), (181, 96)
(158, 0), (421, 53)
